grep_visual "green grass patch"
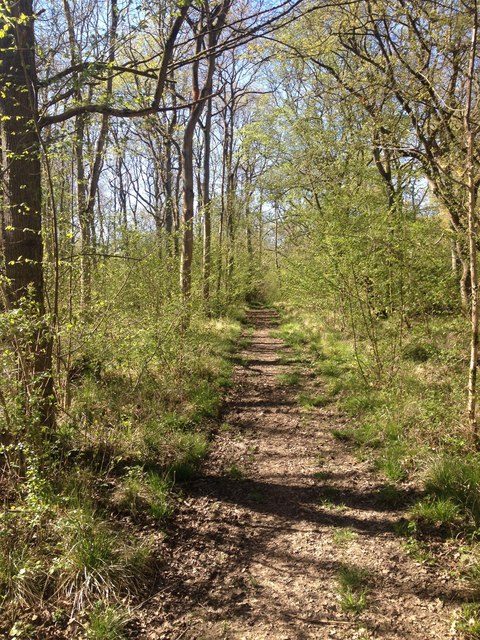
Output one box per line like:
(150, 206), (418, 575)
(455, 603), (480, 639)
(336, 563), (369, 614)
(168, 432), (209, 480)
(226, 463), (245, 479)
(276, 370), (302, 385)
(0, 306), (244, 627)
(85, 602), (130, 639)
(332, 528), (358, 546)
(313, 470), (332, 481)
(298, 391), (330, 409)
(424, 456), (480, 528)
(376, 483), (403, 507)
(402, 537), (436, 565)
(410, 498), (461, 528)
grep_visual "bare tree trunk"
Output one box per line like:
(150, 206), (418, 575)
(226, 105), (236, 289)
(63, 0), (117, 311)
(180, 0), (232, 302)
(465, 0), (479, 441)
(202, 96), (212, 305)
(216, 104), (228, 296)
(165, 136), (174, 236)
(181, 115), (197, 299)
(63, 0), (88, 306)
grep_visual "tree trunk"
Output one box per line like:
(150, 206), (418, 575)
(202, 96), (212, 305)
(0, 0), (54, 431)
(181, 117), (196, 299)
(465, 0), (479, 442)
(180, 0), (231, 302)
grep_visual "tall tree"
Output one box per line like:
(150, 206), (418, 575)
(0, 0), (54, 429)
(180, 0), (232, 300)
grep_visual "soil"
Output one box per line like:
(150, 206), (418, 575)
(139, 309), (462, 639)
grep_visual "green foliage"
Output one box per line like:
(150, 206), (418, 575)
(410, 498), (461, 528)
(0, 236), (245, 625)
(336, 564), (369, 614)
(402, 537), (436, 565)
(375, 444), (408, 482)
(462, 553), (480, 599)
(332, 528), (357, 546)
(118, 467), (173, 520)
(276, 370), (302, 386)
(424, 457), (480, 528)
(298, 391), (331, 409)
(313, 470), (332, 481)
(53, 508), (151, 610)
(376, 483), (403, 507)
(226, 462), (245, 479)
(85, 602), (130, 640)
(454, 603), (480, 638)
(168, 431), (209, 480)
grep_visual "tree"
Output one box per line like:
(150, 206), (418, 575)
(180, 0), (232, 301)
(0, 0), (192, 430)
(0, 0), (54, 431)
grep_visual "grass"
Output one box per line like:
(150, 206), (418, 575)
(423, 456), (480, 529)
(298, 391), (331, 409)
(319, 497), (347, 511)
(274, 310), (471, 526)
(168, 431), (209, 480)
(375, 445), (408, 482)
(409, 498), (461, 528)
(375, 483), (403, 507)
(402, 537), (436, 565)
(336, 563), (369, 614)
(0, 305), (244, 629)
(332, 528), (358, 546)
(272, 306), (478, 609)
(85, 602), (131, 639)
(54, 509), (152, 611)
(117, 466), (173, 519)
(464, 559), (480, 599)
(276, 370), (302, 386)
(454, 603), (480, 638)
(227, 462), (245, 479)
(313, 470), (332, 481)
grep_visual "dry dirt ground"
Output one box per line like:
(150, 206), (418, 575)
(139, 309), (462, 639)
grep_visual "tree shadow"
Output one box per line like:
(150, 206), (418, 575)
(149, 469), (464, 636)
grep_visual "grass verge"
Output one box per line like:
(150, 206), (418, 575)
(0, 311), (244, 636)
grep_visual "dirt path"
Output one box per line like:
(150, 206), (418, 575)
(140, 309), (459, 639)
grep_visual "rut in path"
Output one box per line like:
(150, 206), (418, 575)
(141, 309), (459, 639)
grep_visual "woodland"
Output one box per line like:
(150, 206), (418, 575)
(2, 0), (480, 638)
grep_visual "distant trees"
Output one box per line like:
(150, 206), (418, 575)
(301, 0), (480, 306)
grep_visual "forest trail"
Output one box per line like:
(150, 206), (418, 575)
(141, 309), (457, 640)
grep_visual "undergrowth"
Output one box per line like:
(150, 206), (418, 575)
(275, 305), (480, 630)
(274, 308), (470, 512)
(0, 303), (244, 636)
